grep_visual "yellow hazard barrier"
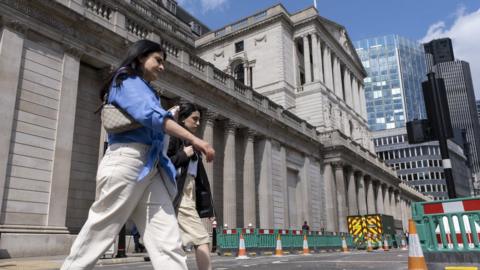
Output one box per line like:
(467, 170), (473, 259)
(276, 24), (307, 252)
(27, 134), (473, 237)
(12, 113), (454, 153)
(444, 267), (478, 270)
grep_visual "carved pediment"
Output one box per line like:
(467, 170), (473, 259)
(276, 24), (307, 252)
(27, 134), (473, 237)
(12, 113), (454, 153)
(319, 18), (357, 60)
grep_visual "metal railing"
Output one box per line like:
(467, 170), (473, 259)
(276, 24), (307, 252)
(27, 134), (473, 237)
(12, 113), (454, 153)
(412, 197), (480, 252)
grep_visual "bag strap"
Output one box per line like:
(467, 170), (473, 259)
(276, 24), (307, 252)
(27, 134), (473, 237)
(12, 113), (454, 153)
(94, 67), (128, 114)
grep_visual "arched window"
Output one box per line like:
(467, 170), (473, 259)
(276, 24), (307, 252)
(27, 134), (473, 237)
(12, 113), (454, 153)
(232, 62), (245, 84)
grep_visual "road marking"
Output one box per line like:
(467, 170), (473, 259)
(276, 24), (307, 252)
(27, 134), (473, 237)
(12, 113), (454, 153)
(290, 260), (405, 264)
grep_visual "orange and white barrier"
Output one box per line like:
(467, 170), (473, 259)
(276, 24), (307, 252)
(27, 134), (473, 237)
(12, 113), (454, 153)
(383, 237), (390, 251)
(303, 234), (310, 255)
(275, 234), (283, 256)
(341, 236), (349, 253)
(366, 238), (373, 252)
(408, 219), (428, 270)
(236, 233), (248, 259)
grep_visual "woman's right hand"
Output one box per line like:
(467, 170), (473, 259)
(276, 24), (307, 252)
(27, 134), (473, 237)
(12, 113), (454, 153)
(191, 137), (215, 162)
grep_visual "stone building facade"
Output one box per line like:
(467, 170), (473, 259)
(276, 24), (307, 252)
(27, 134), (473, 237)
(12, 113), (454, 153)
(0, 0), (427, 257)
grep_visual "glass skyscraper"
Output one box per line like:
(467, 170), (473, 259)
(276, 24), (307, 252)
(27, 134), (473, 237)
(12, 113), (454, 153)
(354, 35), (427, 131)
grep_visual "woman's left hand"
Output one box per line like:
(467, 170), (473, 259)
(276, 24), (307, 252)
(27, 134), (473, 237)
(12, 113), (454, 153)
(191, 137), (215, 162)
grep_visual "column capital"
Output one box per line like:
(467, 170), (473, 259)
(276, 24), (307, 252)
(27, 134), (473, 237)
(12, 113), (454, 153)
(63, 45), (84, 60)
(331, 161), (344, 170)
(4, 20), (29, 35)
(354, 169), (364, 177)
(245, 128), (257, 140)
(204, 110), (218, 124)
(224, 120), (239, 134)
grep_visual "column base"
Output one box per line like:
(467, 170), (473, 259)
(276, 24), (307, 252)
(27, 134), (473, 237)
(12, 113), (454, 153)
(1, 225), (70, 258)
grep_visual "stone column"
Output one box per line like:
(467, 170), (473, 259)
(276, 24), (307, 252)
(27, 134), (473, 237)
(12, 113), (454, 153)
(398, 195), (403, 223)
(243, 129), (256, 227)
(333, 57), (343, 100)
(359, 84), (367, 119)
(258, 137), (274, 228)
(393, 192), (398, 220)
(401, 199), (408, 231)
(202, 111), (216, 193)
(383, 186), (391, 216)
(301, 156), (312, 225)
(352, 79), (360, 114)
(311, 33), (323, 82)
(357, 173), (367, 215)
(389, 189), (396, 219)
(333, 162), (347, 232)
(346, 168), (358, 216)
(223, 120), (238, 227)
(303, 35), (312, 83)
(344, 69), (353, 107)
(323, 45), (334, 90)
(0, 24), (26, 213)
(323, 162), (336, 232)
(375, 181), (385, 214)
(47, 48), (82, 227)
(244, 62), (250, 86)
(366, 177), (376, 214)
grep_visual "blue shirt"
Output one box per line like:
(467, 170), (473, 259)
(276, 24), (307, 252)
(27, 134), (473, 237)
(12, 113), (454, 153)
(107, 75), (176, 183)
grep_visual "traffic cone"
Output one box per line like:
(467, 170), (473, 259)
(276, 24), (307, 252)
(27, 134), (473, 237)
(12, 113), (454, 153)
(367, 238), (373, 252)
(236, 233), (248, 259)
(341, 236), (349, 253)
(302, 234), (310, 255)
(275, 234), (283, 256)
(407, 219), (428, 270)
(383, 236), (390, 251)
(377, 237), (383, 250)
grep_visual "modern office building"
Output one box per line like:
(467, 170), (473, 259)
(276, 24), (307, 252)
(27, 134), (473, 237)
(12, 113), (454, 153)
(354, 35), (427, 131)
(373, 128), (472, 199)
(423, 38), (455, 66)
(424, 38), (480, 194)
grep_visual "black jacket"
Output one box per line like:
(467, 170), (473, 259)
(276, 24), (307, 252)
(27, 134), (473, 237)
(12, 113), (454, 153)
(167, 136), (215, 218)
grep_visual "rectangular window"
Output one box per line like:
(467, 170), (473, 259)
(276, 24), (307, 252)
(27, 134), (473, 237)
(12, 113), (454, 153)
(235, 41), (244, 53)
(190, 21), (202, 35)
(166, 0), (177, 14)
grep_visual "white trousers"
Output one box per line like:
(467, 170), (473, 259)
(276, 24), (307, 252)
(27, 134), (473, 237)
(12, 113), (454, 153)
(61, 143), (187, 270)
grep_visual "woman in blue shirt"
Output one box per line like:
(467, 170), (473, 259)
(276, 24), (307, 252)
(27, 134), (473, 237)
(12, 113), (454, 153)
(61, 40), (214, 270)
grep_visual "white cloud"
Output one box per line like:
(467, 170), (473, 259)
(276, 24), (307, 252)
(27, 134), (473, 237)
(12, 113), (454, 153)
(420, 7), (480, 99)
(200, 0), (228, 13)
(177, 0), (196, 14)
(176, 0), (228, 15)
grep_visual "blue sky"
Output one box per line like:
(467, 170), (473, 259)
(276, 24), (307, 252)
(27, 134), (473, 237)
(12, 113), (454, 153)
(179, 0), (480, 98)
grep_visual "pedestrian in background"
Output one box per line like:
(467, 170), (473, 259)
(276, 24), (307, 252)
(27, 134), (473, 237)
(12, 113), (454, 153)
(61, 40), (214, 270)
(168, 102), (215, 270)
(302, 221), (310, 231)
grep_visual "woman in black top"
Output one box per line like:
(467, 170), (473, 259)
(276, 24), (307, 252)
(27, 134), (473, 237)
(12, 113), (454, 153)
(168, 103), (214, 270)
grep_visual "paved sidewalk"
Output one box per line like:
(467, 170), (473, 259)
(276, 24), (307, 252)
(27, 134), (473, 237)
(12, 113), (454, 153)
(0, 253), (150, 270)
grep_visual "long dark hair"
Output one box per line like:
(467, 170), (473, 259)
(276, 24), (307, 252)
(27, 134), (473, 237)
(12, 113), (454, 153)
(99, 39), (167, 100)
(178, 102), (201, 128)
